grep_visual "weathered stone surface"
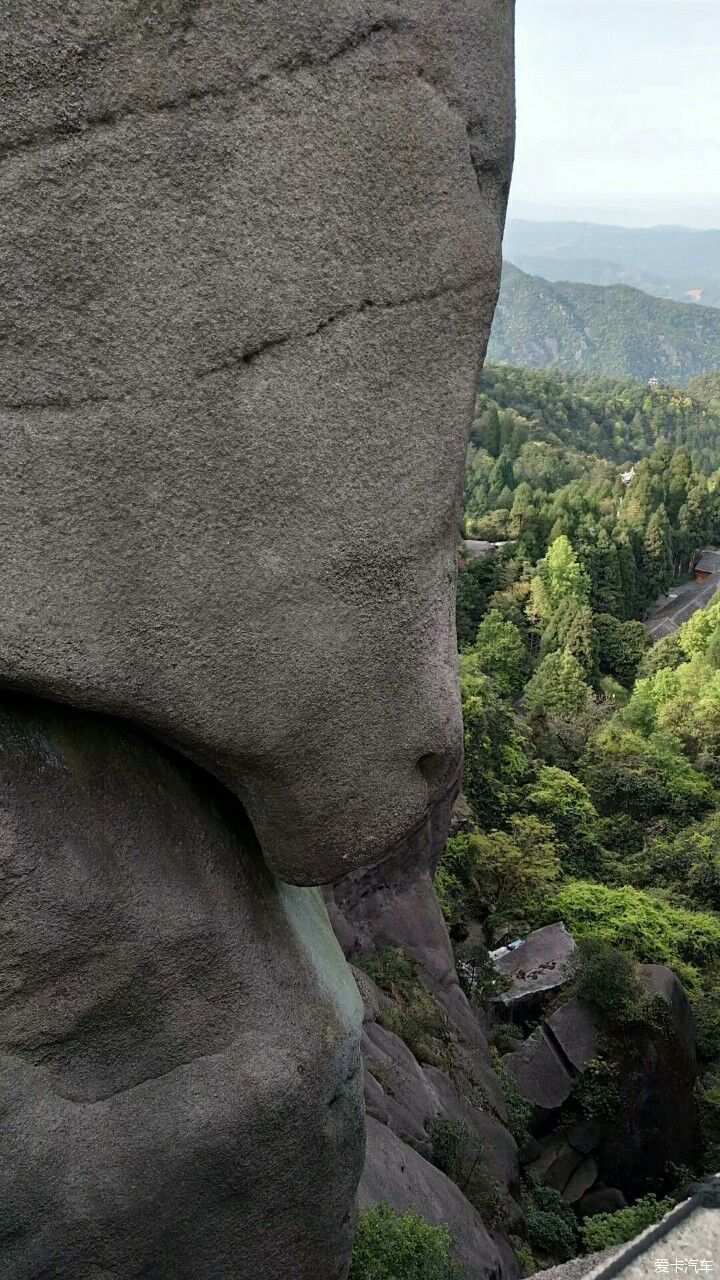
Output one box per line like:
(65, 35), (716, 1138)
(363, 1021), (441, 1147)
(599, 964), (700, 1191)
(526, 1131), (597, 1202)
(423, 1065), (521, 1193)
(0, 0), (514, 887)
(364, 1063), (390, 1123)
(566, 1121), (602, 1156)
(0, 692), (363, 1279)
(528, 1133), (584, 1190)
(546, 998), (600, 1073)
(352, 964), (393, 1024)
(576, 1187), (627, 1219)
(330, 786), (506, 1116)
(493, 924), (578, 1018)
(641, 963), (696, 1042)
(503, 1026), (575, 1113)
(361, 1117), (517, 1280)
(563, 1157), (598, 1206)
(332, 795), (523, 1264)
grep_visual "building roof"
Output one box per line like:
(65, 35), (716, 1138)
(462, 539), (511, 559)
(694, 548), (720, 574)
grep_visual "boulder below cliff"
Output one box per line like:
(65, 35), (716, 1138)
(0, 692), (363, 1280)
(497, 933), (700, 1205)
(492, 924), (578, 1020)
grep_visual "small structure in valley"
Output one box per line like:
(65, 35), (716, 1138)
(693, 548), (720, 584)
(462, 539), (511, 560)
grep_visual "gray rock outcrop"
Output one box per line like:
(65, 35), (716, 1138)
(493, 924), (578, 1019)
(0, 692), (363, 1279)
(0, 0), (515, 886)
(546, 998), (600, 1073)
(361, 1118), (516, 1280)
(503, 960), (700, 1209)
(331, 798), (522, 1276)
(503, 1025), (577, 1113)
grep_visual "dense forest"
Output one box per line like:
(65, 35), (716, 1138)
(440, 364), (720, 1269)
(458, 365), (720, 649)
(488, 264), (720, 384)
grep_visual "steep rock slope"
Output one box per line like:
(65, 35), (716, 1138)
(0, 692), (363, 1279)
(329, 799), (523, 1279)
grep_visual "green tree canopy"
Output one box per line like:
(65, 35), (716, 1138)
(529, 536), (591, 626)
(580, 723), (713, 820)
(460, 663), (533, 828)
(594, 614), (649, 687)
(465, 609), (528, 700)
(525, 650), (592, 719)
(525, 766), (604, 877)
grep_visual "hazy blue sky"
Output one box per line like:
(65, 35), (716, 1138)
(510, 0), (720, 228)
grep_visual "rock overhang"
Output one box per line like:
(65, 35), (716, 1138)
(0, 0), (515, 885)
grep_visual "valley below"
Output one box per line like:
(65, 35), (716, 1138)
(347, 360), (720, 1277)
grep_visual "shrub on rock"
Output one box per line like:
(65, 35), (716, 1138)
(575, 941), (644, 1024)
(350, 1204), (464, 1280)
(581, 1193), (674, 1252)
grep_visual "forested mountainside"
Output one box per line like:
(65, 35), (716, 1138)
(477, 364), (720, 470)
(443, 554), (720, 1268)
(430, 366), (720, 1268)
(504, 220), (720, 308)
(689, 370), (720, 412)
(487, 263), (720, 384)
(461, 366), (720, 612)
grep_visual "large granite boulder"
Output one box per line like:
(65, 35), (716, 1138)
(0, 0), (514, 886)
(500, 995), (600, 1119)
(503, 1026), (576, 1114)
(546, 998), (600, 1072)
(493, 924), (578, 1020)
(0, 692), (363, 1279)
(504, 963), (700, 1207)
(599, 964), (701, 1190)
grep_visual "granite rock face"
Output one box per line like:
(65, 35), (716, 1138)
(0, 692), (363, 1279)
(0, 0), (515, 886)
(361, 1118), (517, 1280)
(330, 782), (507, 1112)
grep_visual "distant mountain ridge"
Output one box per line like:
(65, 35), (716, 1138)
(488, 262), (720, 385)
(504, 219), (720, 307)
